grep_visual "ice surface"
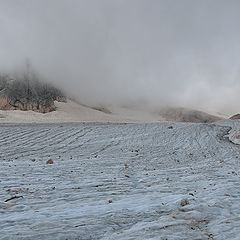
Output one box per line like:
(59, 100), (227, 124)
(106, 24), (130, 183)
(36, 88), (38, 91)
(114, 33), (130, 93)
(0, 121), (240, 239)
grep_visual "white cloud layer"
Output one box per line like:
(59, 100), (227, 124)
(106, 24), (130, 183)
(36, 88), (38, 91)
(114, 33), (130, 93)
(1, 0), (240, 114)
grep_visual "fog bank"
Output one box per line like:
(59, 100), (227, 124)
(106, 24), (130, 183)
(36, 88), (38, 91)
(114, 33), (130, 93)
(1, 0), (240, 115)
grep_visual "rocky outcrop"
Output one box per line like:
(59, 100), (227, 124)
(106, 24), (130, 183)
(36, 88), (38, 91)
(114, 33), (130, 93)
(0, 73), (66, 113)
(0, 96), (57, 113)
(159, 107), (222, 123)
(0, 96), (11, 110)
(13, 98), (56, 113)
(229, 114), (240, 120)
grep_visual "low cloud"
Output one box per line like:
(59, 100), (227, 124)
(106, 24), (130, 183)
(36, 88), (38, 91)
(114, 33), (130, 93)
(1, 0), (240, 115)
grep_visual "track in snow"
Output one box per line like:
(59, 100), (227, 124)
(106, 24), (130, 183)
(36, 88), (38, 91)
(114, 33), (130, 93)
(0, 122), (240, 240)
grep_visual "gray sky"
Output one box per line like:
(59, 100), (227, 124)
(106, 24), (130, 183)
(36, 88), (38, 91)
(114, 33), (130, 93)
(1, 0), (240, 114)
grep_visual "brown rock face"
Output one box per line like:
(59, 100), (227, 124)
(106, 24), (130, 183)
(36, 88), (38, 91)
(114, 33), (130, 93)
(0, 96), (56, 113)
(229, 114), (240, 120)
(0, 96), (12, 110)
(0, 73), (66, 113)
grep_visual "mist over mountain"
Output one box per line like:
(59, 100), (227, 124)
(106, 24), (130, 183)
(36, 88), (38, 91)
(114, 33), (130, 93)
(1, 0), (240, 115)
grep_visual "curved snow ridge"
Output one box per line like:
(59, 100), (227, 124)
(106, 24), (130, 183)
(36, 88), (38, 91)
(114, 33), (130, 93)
(219, 119), (240, 145)
(228, 130), (240, 145)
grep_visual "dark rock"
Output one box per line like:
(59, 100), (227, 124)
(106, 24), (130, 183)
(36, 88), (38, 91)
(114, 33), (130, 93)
(46, 159), (54, 164)
(230, 114), (240, 120)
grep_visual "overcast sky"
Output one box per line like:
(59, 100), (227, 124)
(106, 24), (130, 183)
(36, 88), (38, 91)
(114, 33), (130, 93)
(0, 0), (240, 114)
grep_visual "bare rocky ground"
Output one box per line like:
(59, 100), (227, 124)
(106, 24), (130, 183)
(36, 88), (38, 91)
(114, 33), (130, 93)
(0, 121), (240, 240)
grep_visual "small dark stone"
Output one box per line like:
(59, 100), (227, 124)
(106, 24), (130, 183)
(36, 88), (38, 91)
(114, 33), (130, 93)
(46, 159), (54, 164)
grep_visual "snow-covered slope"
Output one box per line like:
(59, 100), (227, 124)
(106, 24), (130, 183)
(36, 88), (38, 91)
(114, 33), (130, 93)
(0, 121), (240, 239)
(0, 100), (164, 123)
(0, 99), (223, 124)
